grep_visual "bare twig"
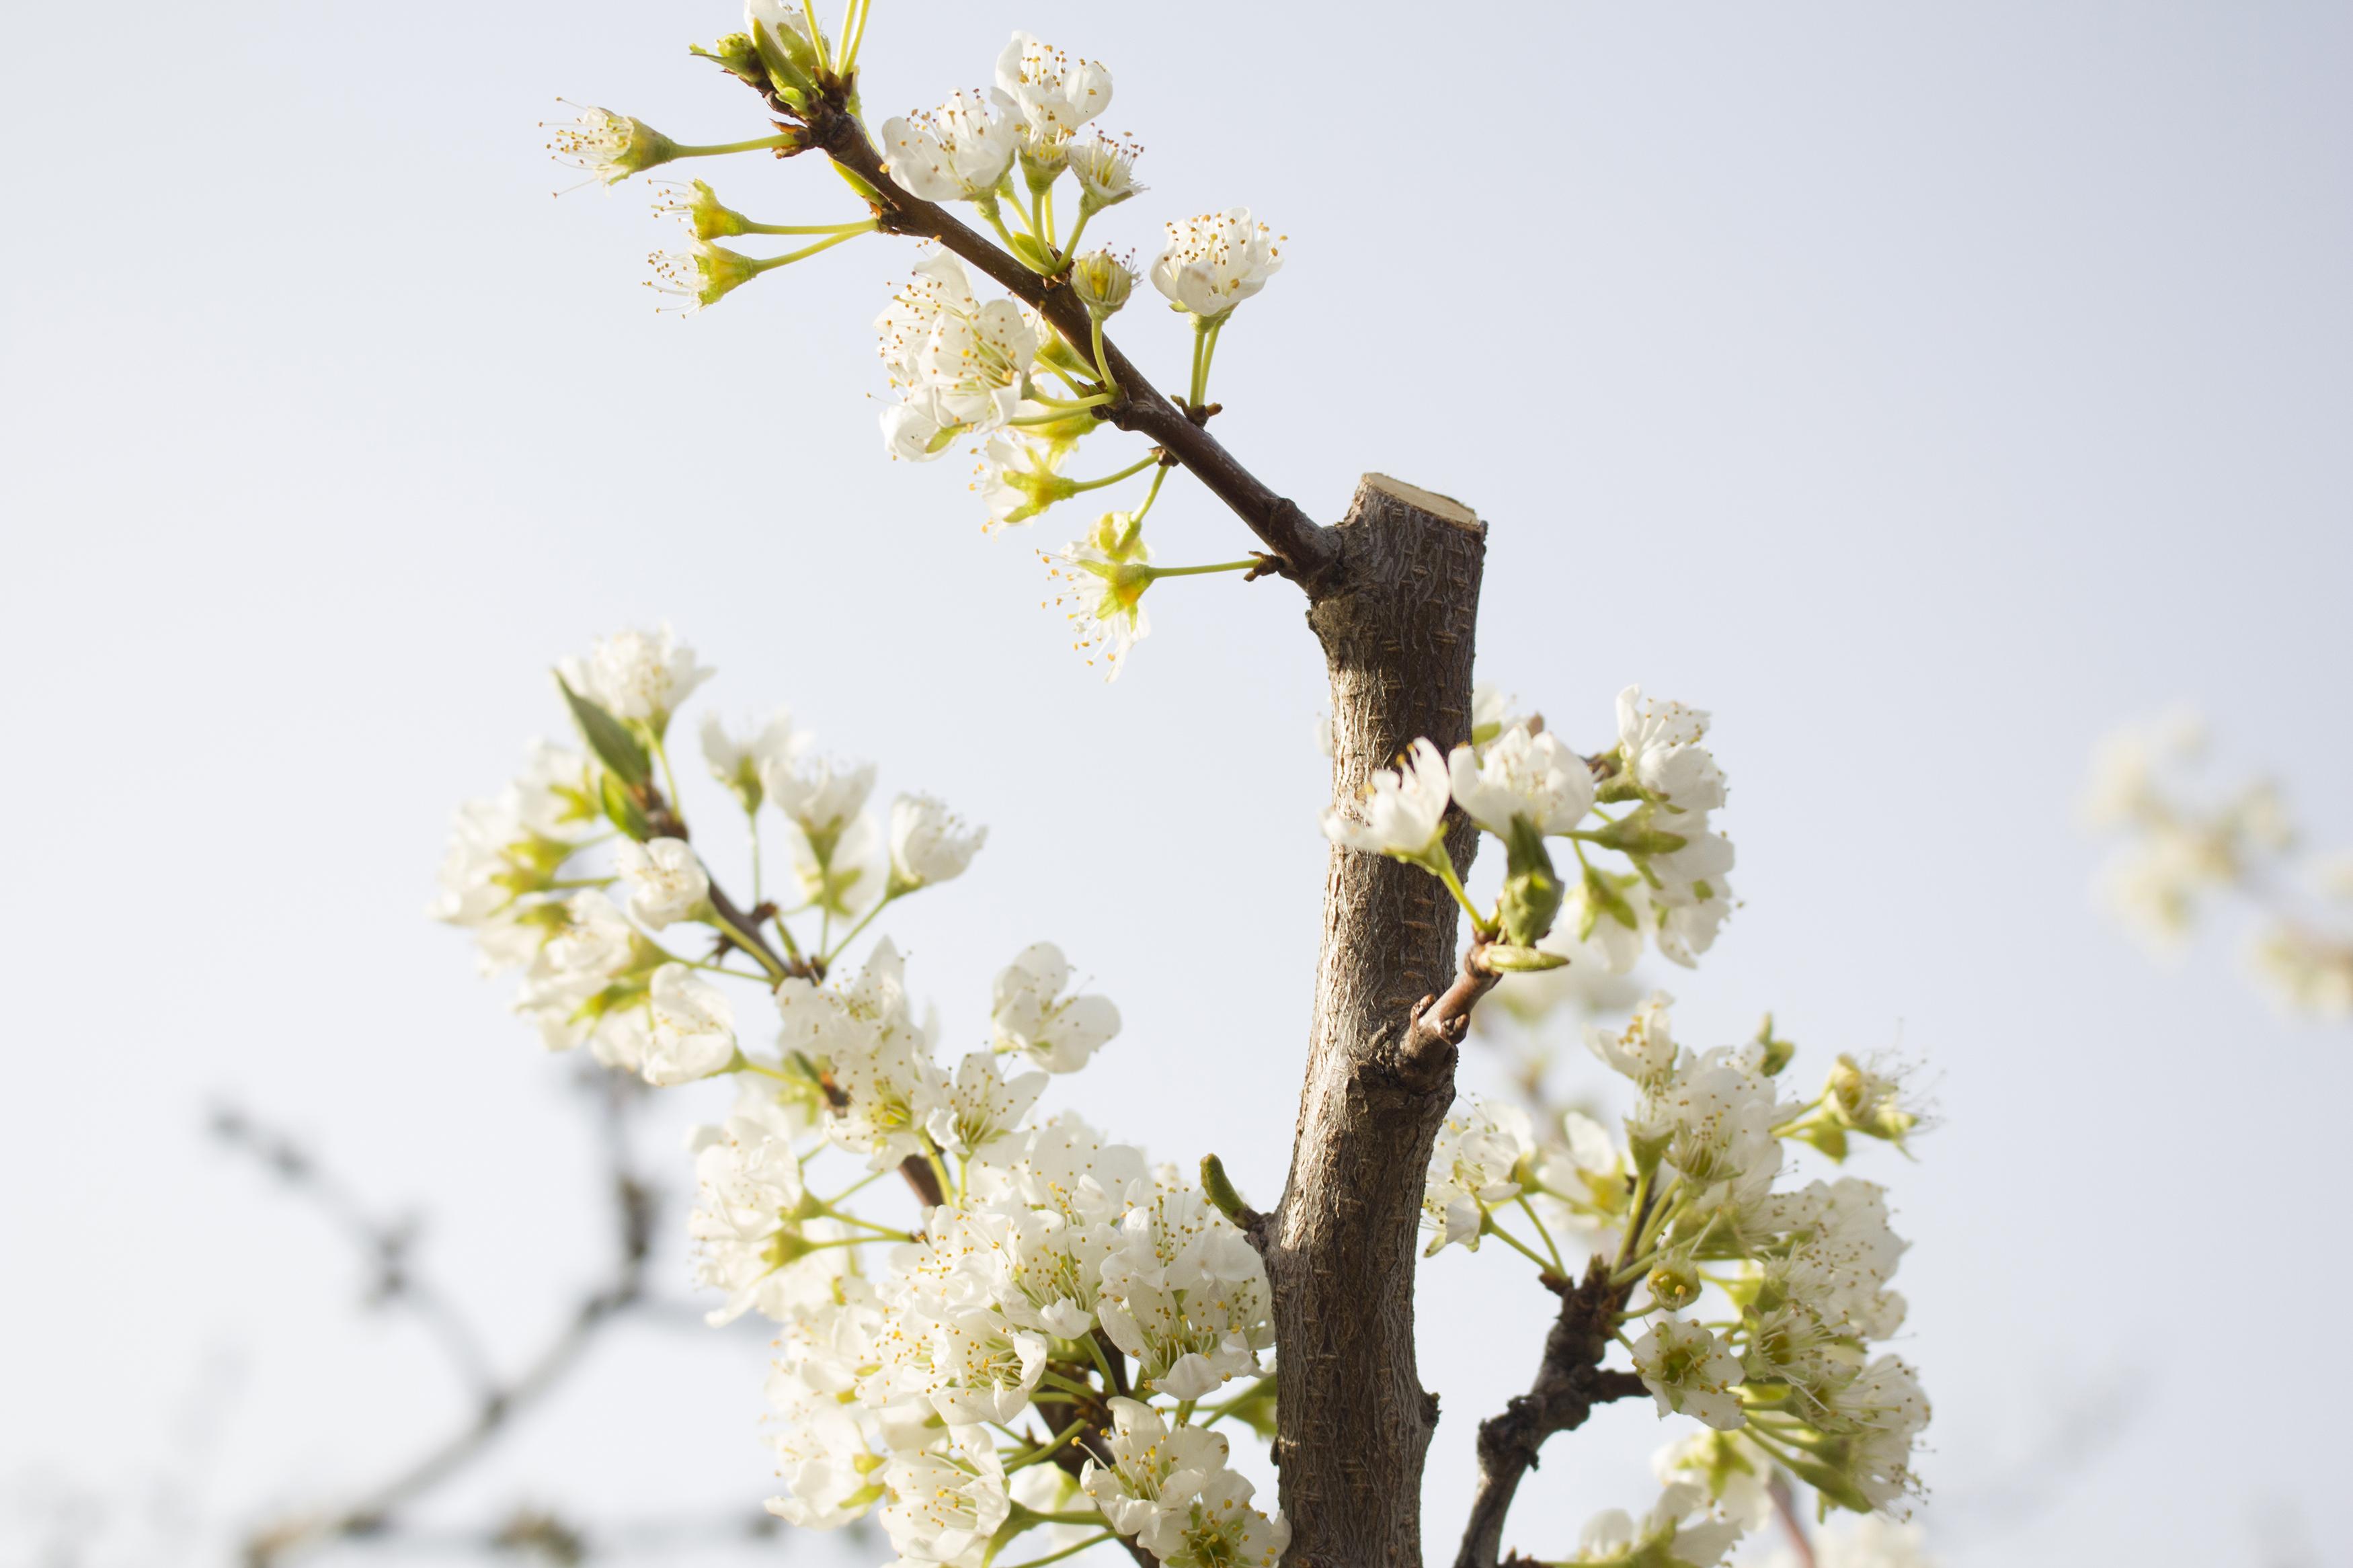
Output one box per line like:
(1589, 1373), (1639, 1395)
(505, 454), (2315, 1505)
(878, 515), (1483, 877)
(235, 1074), (662, 1567)
(1454, 1257), (1648, 1568)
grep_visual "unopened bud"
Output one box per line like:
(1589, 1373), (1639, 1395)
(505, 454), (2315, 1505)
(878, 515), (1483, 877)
(1069, 249), (1136, 319)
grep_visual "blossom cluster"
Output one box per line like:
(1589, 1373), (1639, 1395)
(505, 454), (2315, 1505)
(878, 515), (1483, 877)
(2085, 711), (2353, 1020)
(1423, 991), (1932, 1565)
(1323, 684), (1736, 971)
(436, 624), (1285, 1568)
(549, 10), (1295, 681)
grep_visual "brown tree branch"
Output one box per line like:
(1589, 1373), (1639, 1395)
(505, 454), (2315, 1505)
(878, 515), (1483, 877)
(1453, 1257), (1647, 1568)
(742, 85), (1340, 587)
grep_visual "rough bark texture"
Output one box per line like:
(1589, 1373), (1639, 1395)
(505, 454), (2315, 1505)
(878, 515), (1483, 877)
(1266, 475), (1487, 1568)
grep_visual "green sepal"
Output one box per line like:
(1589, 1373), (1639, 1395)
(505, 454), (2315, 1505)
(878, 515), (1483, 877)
(601, 772), (651, 841)
(1006, 230), (1054, 272)
(1497, 817), (1564, 947)
(691, 33), (770, 91)
(1794, 1122), (1850, 1162)
(1200, 1153), (1251, 1225)
(1482, 944), (1570, 973)
(557, 674), (651, 786)
(832, 159), (882, 204)
(1583, 813), (1689, 859)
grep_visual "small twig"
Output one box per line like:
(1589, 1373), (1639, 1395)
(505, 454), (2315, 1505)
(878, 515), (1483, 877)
(1398, 938), (1503, 1089)
(1767, 1472), (1818, 1568)
(1453, 1257), (1648, 1568)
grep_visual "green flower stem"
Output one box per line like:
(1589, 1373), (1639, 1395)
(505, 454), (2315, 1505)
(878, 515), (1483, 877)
(1425, 852), (1496, 936)
(1129, 464), (1170, 524)
(748, 224), (878, 272)
(820, 889), (900, 965)
(1187, 319), (1210, 406)
(1088, 317), (1117, 394)
(818, 1168), (891, 1208)
(826, 1212), (918, 1241)
(1039, 184), (1057, 251)
(1480, 1213), (1557, 1274)
(1140, 559), (1259, 581)
(1065, 456), (1158, 495)
(543, 876), (616, 892)
(1058, 205), (1093, 264)
(1002, 1532), (1120, 1568)
(837, 0), (872, 75)
(1083, 1333), (1119, 1389)
(1516, 1196), (1567, 1274)
(1191, 1375), (1273, 1421)
(1769, 1096), (1828, 1139)
(1036, 1371), (1098, 1400)
(652, 737), (685, 822)
(799, 0), (832, 73)
(1005, 1417), (1090, 1473)
(737, 217), (880, 237)
(1026, 389), (1115, 411)
(1196, 318), (1225, 401)
(670, 133), (803, 159)
(709, 907), (790, 983)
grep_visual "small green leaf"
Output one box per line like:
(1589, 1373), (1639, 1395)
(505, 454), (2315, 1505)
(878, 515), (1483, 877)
(1006, 230), (1053, 272)
(601, 772), (651, 841)
(1482, 944), (1570, 973)
(557, 674), (651, 786)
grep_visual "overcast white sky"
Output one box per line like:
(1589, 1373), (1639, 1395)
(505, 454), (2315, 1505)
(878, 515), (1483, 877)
(4, 3), (2349, 1565)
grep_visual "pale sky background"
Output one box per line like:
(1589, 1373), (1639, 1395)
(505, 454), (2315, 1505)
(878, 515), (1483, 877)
(3, 2), (2349, 1565)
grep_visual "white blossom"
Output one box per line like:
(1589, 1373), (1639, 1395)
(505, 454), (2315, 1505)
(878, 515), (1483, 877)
(1587, 991), (1681, 1091)
(1043, 509), (1153, 677)
(688, 1090), (841, 1324)
(991, 31), (1113, 148)
(784, 809), (889, 917)
(925, 1051), (1045, 1158)
(1322, 739), (1450, 862)
(762, 753), (877, 841)
(514, 890), (640, 1050)
(641, 962), (736, 1085)
(1615, 686), (1726, 814)
(1421, 1100), (1535, 1255)
(614, 836), (709, 930)
(1070, 132), (1144, 208)
(1631, 1319), (1747, 1432)
(990, 942), (1121, 1073)
(1097, 1171), (1274, 1397)
(889, 793), (988, 889)
(561, 624), (713, 734)
(545, 102), (675, 186)
(1155, 1468), (1290, 1568)
(1081, 1397), (1231, 1553)
(875, 253), (1041, 460)
(1448, 725), (1595, 837)
(1150, 208), (1284, 321)
(879, 1438), (1010, 1563)
(1566, 1483), (1743, 1567)
(702, 708), (804, 811)
(881, 91), (1020, 204)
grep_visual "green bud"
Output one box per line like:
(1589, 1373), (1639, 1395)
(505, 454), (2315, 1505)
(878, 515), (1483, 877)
(1069, 249), (1137, 319)
(651, 239), (766, 311)
(1498, 817), (1564, 948)
(1795, 1121), (1850, 1162)
(1584, 809), (1689, 859)
(1481, 944), (1570, 973)
(1753, 1014), (1797, 1077)
(1200, 1154), (1252, 1225)
(690, 33), (770, 91)
(749, 14), (821, 93)
(1648, 1256), (1701, 1312)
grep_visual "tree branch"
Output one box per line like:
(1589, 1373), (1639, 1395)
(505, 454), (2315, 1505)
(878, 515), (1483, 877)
(1453, 1257), (1646, 1568)
(760, 89), (1340, 587)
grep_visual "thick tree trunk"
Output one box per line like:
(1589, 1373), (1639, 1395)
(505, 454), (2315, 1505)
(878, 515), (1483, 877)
(1267, 475), (1488, 1568)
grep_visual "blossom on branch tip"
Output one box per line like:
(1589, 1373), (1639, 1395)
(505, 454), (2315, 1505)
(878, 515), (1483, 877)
(876, 252), (1041, 460)
(1566, 1483), (1744, 1567)
(1150, 208), (1284, 322)
(1631, 1319), (1747, 1431)
(559, 624), (713, 737)
(1322, 739), (1451, 862)
(1448, 724), (1595, 837)
(888, 792), (987, 891)
(545, 103), (678, 186)
(990, 942), (1121, 1072)
(881, 91), (1020, 204)
(992, 31), (1113, 150)
(614, 836), (709, 930)
(1070, 132), (1145, 209)
(1069, 248), (1138, 319)
(642, 962), (737, 1085)
(701, 708), (804, 812)
(1043, 510), (1153, 677)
